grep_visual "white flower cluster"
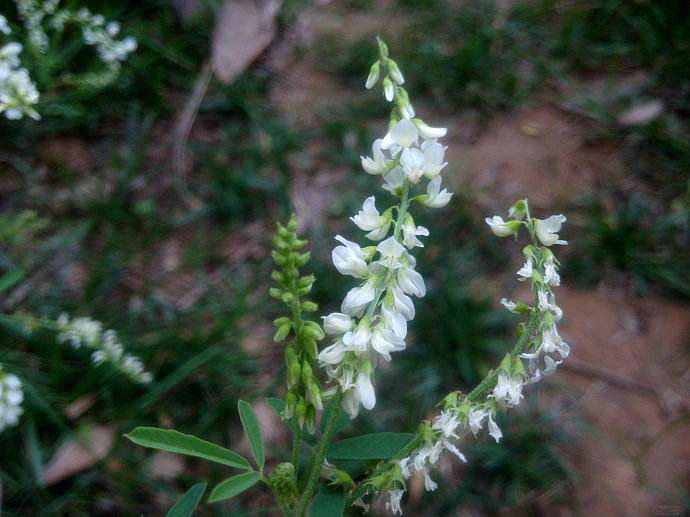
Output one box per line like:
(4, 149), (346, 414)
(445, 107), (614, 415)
(51, 7), (137, 69)
(318, 40), (453, 419)
(14, 0), (60, 50)
(383, 200), (569, 514)
(56, 314), (153, 384)
(0, 16), (40, 120)
(0, 365), (24, 433)
(0, 1), (137, 121)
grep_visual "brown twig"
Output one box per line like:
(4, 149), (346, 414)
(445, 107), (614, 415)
(172, 59), (213, 209)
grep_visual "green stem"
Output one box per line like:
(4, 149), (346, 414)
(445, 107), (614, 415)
(291, 424), (302, 477)
(294, 390), (344, 516)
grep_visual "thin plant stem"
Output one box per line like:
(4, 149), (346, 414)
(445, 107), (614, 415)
(294, 390), (344, 516)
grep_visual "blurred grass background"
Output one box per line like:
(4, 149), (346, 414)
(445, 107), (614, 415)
(0, 0), (688, 515)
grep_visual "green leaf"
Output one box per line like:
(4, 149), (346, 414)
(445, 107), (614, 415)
(125, 427), (250, 470)
(166, 482), (207, 517)
(208, 471), (261, 503)
(327, 432), (414, 461)
(0, 269), (24, 293)
(266, 398), (316, 446)
(309, 485), (345, 517)
(237, 400), (265, 469)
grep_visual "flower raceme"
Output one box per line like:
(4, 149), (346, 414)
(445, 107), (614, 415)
(0, 365), (23, 433)
(318, 38), (454, 419)
(370, 199), (569, 513)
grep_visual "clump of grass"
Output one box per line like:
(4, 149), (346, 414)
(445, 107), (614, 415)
(565, 191), (690, 299)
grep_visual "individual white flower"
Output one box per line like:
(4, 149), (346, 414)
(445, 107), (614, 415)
(401, 219), (429, 249)
(422, 176), (453, 208)
(351, 196), (391, 240)
(420, 140), (447, 178)
(318, 341), (347, 365)
(397, 265), (425, 297)
(341, 282), (376, 315)
(487, 413), (502, 442)
(423, 472), (438, 491)
(332, 235), (370, 278)
(400, 147), (425, 183)
(382, 303), (407, 339)
(492, 372), (524, 407)
(517, 258), (533, 281)
(371, 325), (405, 361)
(342, 320), (371, 352)
(342, 387), (361, 418)
(535, 215), (567, 246)
(382, 118), (418, 150)
(541, 325), (570, 359)
(432, 411), (460, 439)
(413, 119), (447, 139)
(544, 256), (561, 286)
(485, 215), (520, 237)
(383, 166), (405, 194)
(386, 489), (405, 515)
(360, 139), (388, 175)
(537, 290), (563, 321)
(322, 313), (353, 335)
(356, 371), (376, 410)
(391, 286), (415, 321)
(376, 236), (406, 269)
(500, 298), (519, 313)
(468, 407), (488, 436)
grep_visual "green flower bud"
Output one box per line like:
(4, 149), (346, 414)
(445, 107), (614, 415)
(303, 320), (325, 341)
(274, 323), (291, 342)
(387, 60), (404, 85)
(268, 462), (298, 508)
(301, 300), (318, 312)
(366, 60), (380, 89)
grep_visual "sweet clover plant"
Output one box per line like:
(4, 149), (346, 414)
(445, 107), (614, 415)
(126, 38), (570, 516)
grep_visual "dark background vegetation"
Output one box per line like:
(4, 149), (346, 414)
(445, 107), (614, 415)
(0, 0), (688, 515)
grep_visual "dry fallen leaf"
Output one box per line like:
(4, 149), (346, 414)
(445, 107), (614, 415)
(43, 426), (114, 486)
(211, 0), (282, 84)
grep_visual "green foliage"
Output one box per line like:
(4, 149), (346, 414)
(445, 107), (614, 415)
(327, 432), (414, 460)
(166, 482), (207, 517)
(125, 427), (251, 470)
(566, 192), (690, 298)
(309, 485), (345, 517)
(237, 400), (265, 469)
(208, 471), (261, 503)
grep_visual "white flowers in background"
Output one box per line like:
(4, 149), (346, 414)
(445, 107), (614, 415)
(0, 365), (24, 433)
(0, 32), (40, 120)
(0, 1), (137, 121)
(319, 38), (453, 419)
(62, 7), (137, 70)
(56, 314), (153, 384)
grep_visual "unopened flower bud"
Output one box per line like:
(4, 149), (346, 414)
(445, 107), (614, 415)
(366, 61), (381, 89)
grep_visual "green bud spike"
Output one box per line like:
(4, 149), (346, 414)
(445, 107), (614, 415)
(301, 301), (318, 312)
